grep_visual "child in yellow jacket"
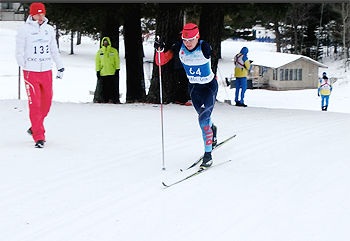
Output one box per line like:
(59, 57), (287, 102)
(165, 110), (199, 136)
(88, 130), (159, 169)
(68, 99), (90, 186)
(318, 72), (333, 111)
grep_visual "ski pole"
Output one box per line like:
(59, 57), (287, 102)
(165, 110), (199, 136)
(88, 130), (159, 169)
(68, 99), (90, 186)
(18, 66), (21, 100)
(217, 64), (231, 105)
(157, 36), (166, 170)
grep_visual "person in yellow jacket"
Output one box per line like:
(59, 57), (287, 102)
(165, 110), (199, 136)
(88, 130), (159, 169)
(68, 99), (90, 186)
(234, 47), (251, 107)
(318, 72), (333, 111)
(95, 37), (120, 103)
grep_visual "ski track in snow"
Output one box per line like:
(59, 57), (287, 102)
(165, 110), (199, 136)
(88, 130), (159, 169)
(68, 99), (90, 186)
(1, 99), (349, 241)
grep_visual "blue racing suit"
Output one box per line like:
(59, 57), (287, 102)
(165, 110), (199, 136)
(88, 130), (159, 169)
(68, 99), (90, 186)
(179, 40), (218, 152)
(156, 40), (218, 153)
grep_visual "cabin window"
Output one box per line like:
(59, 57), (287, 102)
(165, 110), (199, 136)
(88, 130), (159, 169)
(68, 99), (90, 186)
(259, 66), (264, 77)
(298, 69), (302, 80)
(285, 69), (289, 81)
(294, 69), (298, 80)
(280, 69), (284, 80)
(289, 69), (293, 80)
(273, 69), (277, 80)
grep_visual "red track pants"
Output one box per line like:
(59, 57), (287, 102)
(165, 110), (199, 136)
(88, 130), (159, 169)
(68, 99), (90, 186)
(23, 70), (53, 142)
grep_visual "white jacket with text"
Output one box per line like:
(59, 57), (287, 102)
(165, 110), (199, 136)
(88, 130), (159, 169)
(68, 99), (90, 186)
(15, 16), (63, 72)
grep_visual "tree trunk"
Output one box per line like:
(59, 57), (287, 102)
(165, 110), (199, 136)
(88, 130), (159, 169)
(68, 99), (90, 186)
(274, 20), (281, 52)
(124, 4), (146, 102)
(199, 3), (224, 76)
(93, 77), (104, 103)
(147, 4), (184, 104)
(341, 3), (349, 71)
(55, 25), (60, 50)
(100, 7), (120, 50)
(70, 31), (74, 55)
(76, 31), (81, 45)
(293, 24), (298, 54)
(94, 6), (120, 103)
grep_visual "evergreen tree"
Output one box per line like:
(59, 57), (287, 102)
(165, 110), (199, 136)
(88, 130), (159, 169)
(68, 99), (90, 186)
(254, 3), (290, 52)
(124, 4), (146, 102)
(93, 4), (121, 103)
(199, 3), (224, 75)
(222, 4), (258, 41)
(147, 3), (184, 104)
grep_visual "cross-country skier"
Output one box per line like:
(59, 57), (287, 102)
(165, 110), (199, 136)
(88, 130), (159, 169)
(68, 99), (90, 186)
(318, 72), (333, 111)
(154, 23), (218, 168)
(15, 2), (64, 148)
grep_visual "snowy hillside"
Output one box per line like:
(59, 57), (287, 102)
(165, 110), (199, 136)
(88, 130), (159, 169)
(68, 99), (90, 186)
(1, 21), (350, 241)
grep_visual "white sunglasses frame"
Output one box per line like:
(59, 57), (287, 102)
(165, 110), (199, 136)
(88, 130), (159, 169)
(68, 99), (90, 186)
(182, 32), (199, 42)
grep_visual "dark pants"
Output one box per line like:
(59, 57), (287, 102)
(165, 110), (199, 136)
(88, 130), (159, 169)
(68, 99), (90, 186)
(188, 79), (218, 152)
(101, 75), (118, 103)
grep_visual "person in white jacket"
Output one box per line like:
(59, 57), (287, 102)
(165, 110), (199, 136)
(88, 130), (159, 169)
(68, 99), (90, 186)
(15, 2), (64, 148)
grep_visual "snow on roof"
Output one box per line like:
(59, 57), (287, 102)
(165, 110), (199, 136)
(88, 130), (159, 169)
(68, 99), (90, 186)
(233, 51), (328, 69)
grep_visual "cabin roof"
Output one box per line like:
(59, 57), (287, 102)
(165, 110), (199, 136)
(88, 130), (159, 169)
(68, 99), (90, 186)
(232, 51), (328, 69)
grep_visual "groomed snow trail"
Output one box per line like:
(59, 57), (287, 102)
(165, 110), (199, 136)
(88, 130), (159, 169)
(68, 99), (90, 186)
(1, 99), (349, 241)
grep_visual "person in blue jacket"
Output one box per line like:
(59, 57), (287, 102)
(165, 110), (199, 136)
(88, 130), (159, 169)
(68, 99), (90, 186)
(154, 23), (218, 168)
(234, 47), (251, 107)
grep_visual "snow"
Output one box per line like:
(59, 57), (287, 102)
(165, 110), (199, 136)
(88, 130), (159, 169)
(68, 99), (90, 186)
(1, 21), (350, 241)
(248, 51), (328, 69)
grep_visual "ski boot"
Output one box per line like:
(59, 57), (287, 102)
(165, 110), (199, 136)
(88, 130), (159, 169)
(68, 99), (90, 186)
(35, 140), (45, 148)
(200, 152), (213, 169)
(27, 127), (33, 135)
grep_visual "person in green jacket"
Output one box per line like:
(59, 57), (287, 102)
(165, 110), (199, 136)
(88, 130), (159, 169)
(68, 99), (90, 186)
(95, 37), (120, 103)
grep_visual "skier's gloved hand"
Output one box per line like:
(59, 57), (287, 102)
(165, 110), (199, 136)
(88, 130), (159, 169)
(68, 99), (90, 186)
(114, 69), (119, 77)
(97, 71), (100, 78)
(154, 37), (165, 52)
(56, 68), (64, 79)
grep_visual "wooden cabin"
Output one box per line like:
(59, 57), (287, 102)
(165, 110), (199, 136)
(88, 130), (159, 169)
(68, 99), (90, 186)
(231, 51), (328, 90)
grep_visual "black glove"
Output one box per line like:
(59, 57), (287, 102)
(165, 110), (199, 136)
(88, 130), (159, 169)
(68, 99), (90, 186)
(97, 71), (100, 78)
(154, 37), (165, 51)
(114, 69), (120, 76)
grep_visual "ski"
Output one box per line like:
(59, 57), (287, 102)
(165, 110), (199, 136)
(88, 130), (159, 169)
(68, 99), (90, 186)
(180, 134), (236, 171)
(162, 160), (232, 188)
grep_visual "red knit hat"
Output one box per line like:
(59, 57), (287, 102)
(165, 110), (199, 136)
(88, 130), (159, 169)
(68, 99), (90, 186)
(182, 23), (200, 39)
(30, 3), (46, 16)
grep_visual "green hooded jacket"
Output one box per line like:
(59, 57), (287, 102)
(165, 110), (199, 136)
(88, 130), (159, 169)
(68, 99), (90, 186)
(95, 37), (120, 76)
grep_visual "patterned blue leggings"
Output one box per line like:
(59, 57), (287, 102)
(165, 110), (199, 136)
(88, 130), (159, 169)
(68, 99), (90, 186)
(189, 79), (218, 152)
